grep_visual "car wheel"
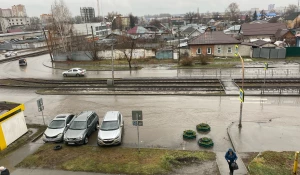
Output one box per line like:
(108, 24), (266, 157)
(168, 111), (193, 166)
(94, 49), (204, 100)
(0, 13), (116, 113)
(76, 74), (79, 77)
(84, 136), (88, 145)
(63, 74), (67, 77)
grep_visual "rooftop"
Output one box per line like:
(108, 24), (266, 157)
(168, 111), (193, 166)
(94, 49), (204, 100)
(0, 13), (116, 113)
(0, 101), (20, 116)
(241, 23), (287, 36)
(75, 111), (93, 121)
(189, 31), (241, 45)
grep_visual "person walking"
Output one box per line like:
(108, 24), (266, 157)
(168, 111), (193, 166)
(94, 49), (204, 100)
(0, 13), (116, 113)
(225, 148), (237, 175)
(0, 166), (10, 175)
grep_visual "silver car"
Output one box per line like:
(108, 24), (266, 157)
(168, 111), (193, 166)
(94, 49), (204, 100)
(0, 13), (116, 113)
(62, 68), (86, 77)
(64, 111), (99, 145)
(43, 114), (75, 143)
(97, 111), (124, 146)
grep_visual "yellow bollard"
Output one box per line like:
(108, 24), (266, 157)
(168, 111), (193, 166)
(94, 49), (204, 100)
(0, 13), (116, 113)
(293, 151), (299, 174)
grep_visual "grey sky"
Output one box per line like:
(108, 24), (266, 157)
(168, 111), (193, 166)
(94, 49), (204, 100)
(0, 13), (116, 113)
(1, 0), (299, 17)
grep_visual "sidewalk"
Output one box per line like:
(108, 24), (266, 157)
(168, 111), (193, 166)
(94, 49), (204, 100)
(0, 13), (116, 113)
(228, 122), (300, 152)
(12, 169), (114, 175)
(216, 152), (248, 175)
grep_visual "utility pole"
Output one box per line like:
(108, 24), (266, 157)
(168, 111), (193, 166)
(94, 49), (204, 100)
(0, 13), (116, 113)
(177, 26), (180, 64)
(43, 28), (53, 62)
(235, 45), (244, 128)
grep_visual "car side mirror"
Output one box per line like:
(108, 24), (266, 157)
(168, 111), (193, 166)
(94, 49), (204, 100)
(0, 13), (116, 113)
(67, 124), (70, 127)
(120, 124), (124, 127)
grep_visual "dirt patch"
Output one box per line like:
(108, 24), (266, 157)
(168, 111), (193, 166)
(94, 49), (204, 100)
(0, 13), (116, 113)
(172, 161), (220, 175)
(240, 152), (259, 166)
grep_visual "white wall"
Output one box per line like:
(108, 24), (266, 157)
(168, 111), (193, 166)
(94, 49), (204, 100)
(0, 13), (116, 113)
(1, 111), (28, 146)
(98, 49), (155, 59)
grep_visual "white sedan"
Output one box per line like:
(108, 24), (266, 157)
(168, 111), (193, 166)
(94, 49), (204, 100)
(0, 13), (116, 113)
(5, 51), (18, 57)
(62, 68), (86, 77)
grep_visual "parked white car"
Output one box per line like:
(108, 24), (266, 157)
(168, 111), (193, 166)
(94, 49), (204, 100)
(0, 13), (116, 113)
(97, 111), (124, 146)
(62, 68), (86, 77)
(5, 51), (17, 57)
(43, 114), (75, 143)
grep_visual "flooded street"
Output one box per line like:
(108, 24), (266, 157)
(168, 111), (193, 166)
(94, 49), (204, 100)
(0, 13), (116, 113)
(1, 54), (300, 80)
(1, 88), (300, 152)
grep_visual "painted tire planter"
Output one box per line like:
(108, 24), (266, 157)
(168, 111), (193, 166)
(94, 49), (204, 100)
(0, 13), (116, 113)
(198, 137), (214, 148)
(183, 130), (196, 140)
(196, 123), (211, 132)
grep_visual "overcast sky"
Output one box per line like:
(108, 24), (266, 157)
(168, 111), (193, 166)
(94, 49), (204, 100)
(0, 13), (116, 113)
(1, 0), (299, 17)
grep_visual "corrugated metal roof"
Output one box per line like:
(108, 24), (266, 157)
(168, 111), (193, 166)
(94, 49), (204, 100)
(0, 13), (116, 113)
(189, 31), (241, 45)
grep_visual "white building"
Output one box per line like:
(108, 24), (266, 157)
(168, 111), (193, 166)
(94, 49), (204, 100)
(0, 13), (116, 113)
(0, 17), (30, 33)
(73, 23), (109, 37)
(12, 4), (27, 17)
(0, 9), (12, 17)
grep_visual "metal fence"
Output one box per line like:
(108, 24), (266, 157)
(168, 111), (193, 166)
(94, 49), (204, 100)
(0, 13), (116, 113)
(252, 48), (286, 59)
(177, 68), (300, 78)
(286, 47), (300, 57)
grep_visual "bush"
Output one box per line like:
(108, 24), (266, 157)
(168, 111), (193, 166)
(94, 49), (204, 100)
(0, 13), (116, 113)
(198, 55), (209, 65)
(180, 57), (193, 66)
(196, 123), (211, 132)
(198, 137), (214, 148)
(183, 130), (196, 140)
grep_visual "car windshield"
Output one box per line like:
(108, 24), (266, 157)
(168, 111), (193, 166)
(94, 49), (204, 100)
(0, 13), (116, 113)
(78, 69), (83, 71)
(100, 121), (119, 131)
(48, 120), (65, 129)
(69, 121), (86, 130)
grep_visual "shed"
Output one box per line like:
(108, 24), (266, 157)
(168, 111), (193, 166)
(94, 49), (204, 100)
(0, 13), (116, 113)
(0, 101), (27, 151)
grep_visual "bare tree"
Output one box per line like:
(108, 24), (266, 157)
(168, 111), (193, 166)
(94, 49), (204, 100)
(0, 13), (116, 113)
(225, 2), (240, 21)
(50, 0), (74, 58)
(107, 11), (120, 21)
(25, 17), (41, 31)
(149, 19), (162, 29)
(185, 12), (197, 24)
(73, 16), (82, 24)
(116, 36), (138, 69)
(284, 4), (298, 18)
(260, 10), (266, 20)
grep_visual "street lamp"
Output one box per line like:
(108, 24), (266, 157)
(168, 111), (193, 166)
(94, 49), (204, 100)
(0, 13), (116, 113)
(105, 16), (117, 85)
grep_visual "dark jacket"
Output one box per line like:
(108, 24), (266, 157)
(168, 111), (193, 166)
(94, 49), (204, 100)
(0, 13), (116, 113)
(1, 169), (10, 175)
(225, 148), (238, 162)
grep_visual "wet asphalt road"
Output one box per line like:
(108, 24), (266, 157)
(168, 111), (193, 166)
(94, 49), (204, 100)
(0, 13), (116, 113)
(1, 54), (300, 79)
(1, 88), (300, 152)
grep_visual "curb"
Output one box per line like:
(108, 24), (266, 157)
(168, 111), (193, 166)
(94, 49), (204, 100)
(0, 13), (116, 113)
(31, 132), (44, 142)
(42, 61), (142, 71)
(227, 122), (249, 174)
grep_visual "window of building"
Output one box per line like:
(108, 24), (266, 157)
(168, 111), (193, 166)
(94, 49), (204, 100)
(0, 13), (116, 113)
(197, 48), (202, 54)
(16, 19), (18, 21)
(96, 32), (100, 35)
(21, 22), (23, 24)
(20, 19), (22, 21)
(95, 27), (99, 31)
(12, 19), (14, 21)
(217, 47), (221, 53)
(207, 47), (212, 54)
(17, 23), (18, 25)
(227, 47), (232, 53)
